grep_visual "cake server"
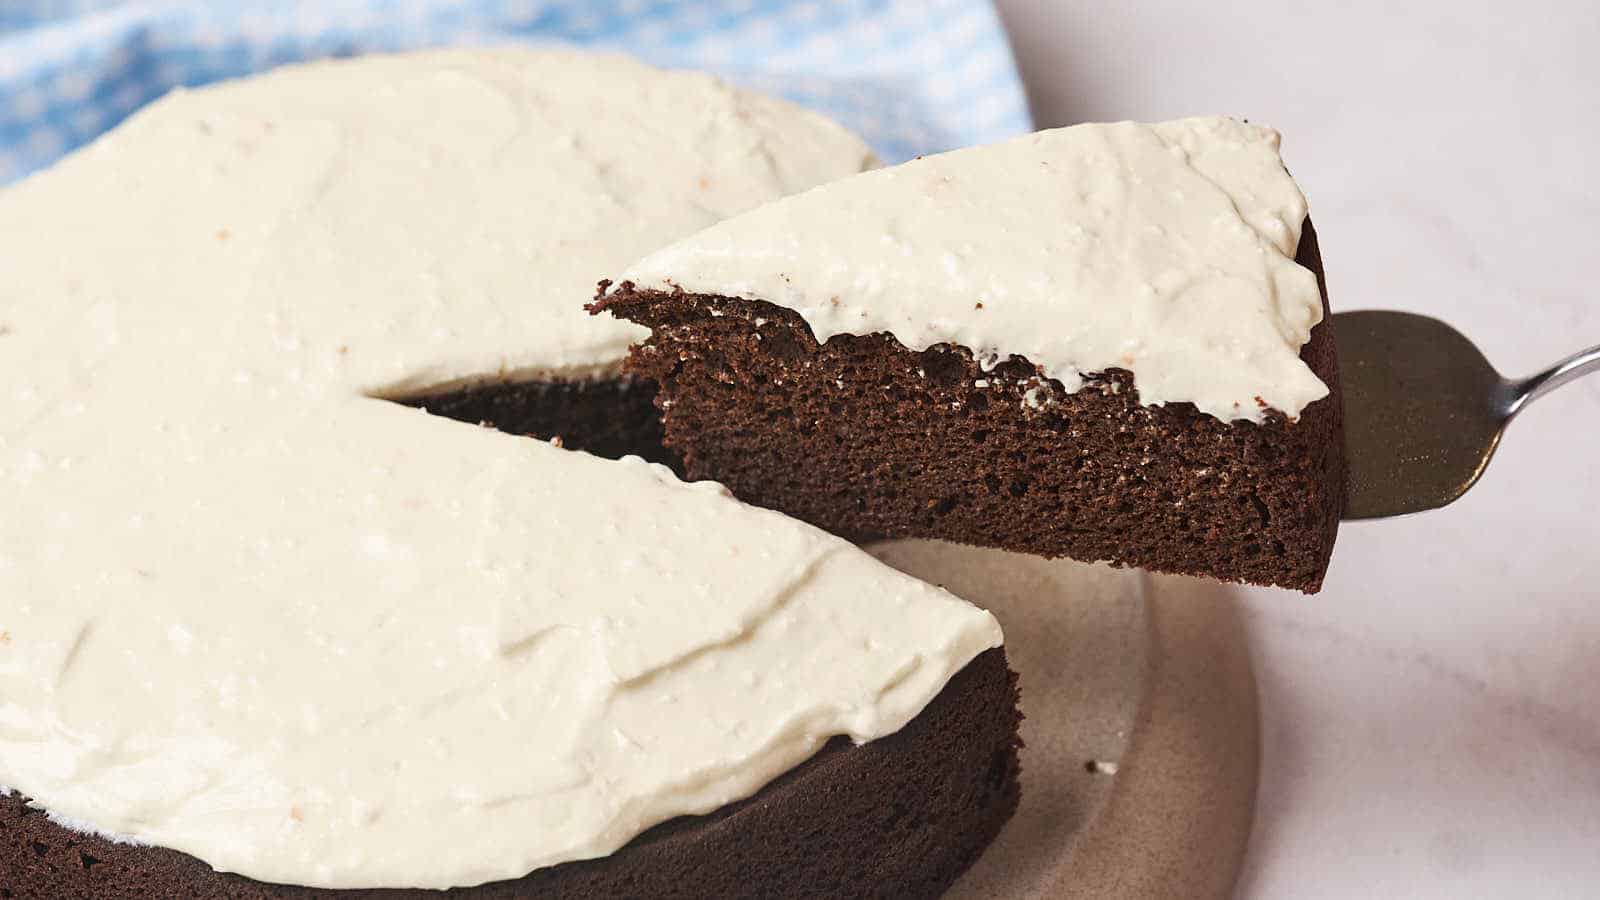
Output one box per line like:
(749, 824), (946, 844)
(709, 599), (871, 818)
(1334, 310), (1599, 519)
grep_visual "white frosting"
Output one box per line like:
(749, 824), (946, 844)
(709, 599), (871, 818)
(621, 116), (1330, 422)
(45, 46), (872, 390)
(0, 49), (999, 890)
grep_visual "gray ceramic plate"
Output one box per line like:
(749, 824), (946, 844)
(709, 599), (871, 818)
(868, 542), (1260, 899)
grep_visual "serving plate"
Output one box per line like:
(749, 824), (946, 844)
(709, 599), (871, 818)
(870, 542), (1259, 899)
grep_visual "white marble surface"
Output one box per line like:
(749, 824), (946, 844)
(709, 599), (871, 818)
(994, 1), (1600, 896)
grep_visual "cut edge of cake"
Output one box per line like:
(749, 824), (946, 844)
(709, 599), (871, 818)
(393, 373), (673, 466)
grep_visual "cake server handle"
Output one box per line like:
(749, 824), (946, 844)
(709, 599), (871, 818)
(1502, 342), (1600, 417)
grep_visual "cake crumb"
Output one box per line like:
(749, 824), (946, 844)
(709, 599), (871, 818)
(974, 301), (984, 309)
(0, 630), (10, 644)
(215, 228), (231, 241)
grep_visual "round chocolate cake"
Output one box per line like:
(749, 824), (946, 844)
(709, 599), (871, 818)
(3, 649), (1019, 899)
(0, 49), (1017, 898)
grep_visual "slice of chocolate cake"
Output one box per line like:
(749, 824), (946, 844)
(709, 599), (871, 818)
(595, 117), (1344, 592)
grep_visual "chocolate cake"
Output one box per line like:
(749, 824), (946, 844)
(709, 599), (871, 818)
(596, 118), (1344, 592)
(0, 49), (1016, 898)
(1, 649), (1019, 900)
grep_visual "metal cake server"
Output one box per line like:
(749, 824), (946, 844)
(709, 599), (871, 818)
(1334, 310), (1599, 520)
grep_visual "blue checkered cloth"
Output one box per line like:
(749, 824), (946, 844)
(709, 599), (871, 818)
(0, 0), (1031, 184)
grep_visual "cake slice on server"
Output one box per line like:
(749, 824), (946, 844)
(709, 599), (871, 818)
(594, 117), (1344, 592)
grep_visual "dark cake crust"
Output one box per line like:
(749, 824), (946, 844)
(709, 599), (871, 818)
(594, 220), (1343, 592)
(1, 649), (1019, 900)
(395, 375), (672, 466)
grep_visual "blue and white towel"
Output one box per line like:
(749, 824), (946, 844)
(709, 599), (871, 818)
(0, 0), (1031, 184)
